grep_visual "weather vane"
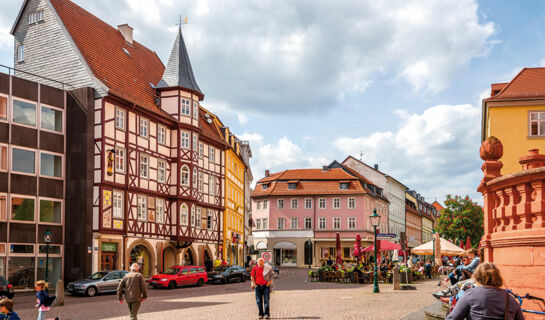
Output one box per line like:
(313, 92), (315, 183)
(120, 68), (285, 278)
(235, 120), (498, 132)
(176, 14), (189, 33)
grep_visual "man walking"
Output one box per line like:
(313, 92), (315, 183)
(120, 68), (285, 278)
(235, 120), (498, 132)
(117, 263), (148, 320)
(251, 258), (274, 319)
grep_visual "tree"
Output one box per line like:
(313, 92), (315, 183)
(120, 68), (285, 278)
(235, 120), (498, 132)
(436, 195), (484, 248)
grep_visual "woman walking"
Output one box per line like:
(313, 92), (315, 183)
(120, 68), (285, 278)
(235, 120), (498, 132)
(446, 262), (524, 320)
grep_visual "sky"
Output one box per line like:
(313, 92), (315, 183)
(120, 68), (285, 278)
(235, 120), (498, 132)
(1, 0), (544, 203)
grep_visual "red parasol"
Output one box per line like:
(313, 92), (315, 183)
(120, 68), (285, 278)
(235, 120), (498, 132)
(336, 232), (342, 265)
(362, 240), (401, 252)
(460, 240), (465, 250)
(465, 237), (471, 250)
(354, 234), (362, 258)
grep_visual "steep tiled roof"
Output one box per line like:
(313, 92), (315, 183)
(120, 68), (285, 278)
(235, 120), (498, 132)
(490, 82), (508, 97)
(488, 68), (545, 100)
(252, 168), (366, 197)
(199, 107), (225, 146)
(49, 0), (169, 117)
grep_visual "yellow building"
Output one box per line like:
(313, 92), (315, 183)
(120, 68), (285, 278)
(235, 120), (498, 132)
(217, 124), (246, 265)
(483, 68), (545, 174)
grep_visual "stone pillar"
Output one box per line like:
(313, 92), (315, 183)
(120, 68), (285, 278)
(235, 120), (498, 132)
(393, 266), (400, 290)
(56, 279), (64, 306)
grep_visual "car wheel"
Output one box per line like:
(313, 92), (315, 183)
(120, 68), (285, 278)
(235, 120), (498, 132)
(197, 278), (204, 287)
(222, 278), (227, 284)
(86, 286), (97, 297)
(168, 281), (176, 289)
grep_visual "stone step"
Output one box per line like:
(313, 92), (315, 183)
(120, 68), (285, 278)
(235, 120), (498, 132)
(401, 301), (447, 320)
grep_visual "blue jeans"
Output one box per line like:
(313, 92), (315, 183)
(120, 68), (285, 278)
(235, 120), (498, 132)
(37, 311), (46, 320)
(255, 285), (270, 316)
(448, 266), (463, 285)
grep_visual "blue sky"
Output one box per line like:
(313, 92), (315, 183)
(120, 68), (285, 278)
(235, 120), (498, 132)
(1, 0), (543, 203)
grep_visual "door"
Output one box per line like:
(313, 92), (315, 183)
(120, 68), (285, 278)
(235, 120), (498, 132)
(178, 268), (189, 286)
(101, 252), (116, 271)
(188, 268), (197, 284)
(102, 272), (122, 291)
(274, 249), (281, 266)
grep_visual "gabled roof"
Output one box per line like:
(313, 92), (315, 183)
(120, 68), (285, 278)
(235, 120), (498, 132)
(342, 155), (386, 175)
(258, 168), (357, 183)
(487, 68), (545, 100)
(157, 28), (203, 98)
(199, 107), (226, 147)
(47, 0), (170, 118)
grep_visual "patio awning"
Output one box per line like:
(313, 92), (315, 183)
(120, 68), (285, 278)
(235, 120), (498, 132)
(273, 241), (297, 249)
(256, 241), (267, 250)
(411, 238), (465, 256)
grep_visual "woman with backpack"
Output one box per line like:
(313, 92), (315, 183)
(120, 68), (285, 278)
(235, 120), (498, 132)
(35, 280), (55, 320)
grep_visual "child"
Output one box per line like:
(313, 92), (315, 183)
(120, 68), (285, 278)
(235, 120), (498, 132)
(0, 298), (20, 320)
(35, 280), (55, 320)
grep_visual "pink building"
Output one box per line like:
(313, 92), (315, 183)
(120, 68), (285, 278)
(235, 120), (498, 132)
(251, 166), (388, 267)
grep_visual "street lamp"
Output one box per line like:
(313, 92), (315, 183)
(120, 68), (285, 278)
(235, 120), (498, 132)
(43, 229), (52, 286)
(306, 239), (312, 268)
(369, 209), (381, 293)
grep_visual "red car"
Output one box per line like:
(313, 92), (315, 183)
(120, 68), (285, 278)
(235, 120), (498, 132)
(150, 266), (208, 289)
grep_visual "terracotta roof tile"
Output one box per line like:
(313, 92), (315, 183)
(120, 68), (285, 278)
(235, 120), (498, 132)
(257, 168), (356, 183)
(488, 68), (545, 100)
(198, 107), (225, 146)
(50, 0), (170, 118)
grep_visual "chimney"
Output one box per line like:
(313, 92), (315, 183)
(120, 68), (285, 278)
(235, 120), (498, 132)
(322, 165), (329, 172)
(374, 164), (379, 170)
(265, 170), (270, 177)
(118, 24), (133, 45)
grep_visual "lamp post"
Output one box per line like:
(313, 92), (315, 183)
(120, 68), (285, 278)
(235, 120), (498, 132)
(306, 239), (312, 268)
(369, 209), (381, 293)
(43, 229), (52, 286)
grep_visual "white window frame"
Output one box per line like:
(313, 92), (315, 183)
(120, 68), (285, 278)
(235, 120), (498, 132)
(181, 165), (190, 186)
(318, 198), (326, 209)
(11, 146), (36, 176)
(256, 201), (261, 210)
(318, 217), (326, 230)
(333, 217), (341, 229)
(157, 125), (166, 144)
(39, 150), (63, 179)
(196, 207), (202, 228)
(40, 104), (63, 134)
(198, 172), (203, 192)
(191, 205), (196, 227)
(115, 147), (125, 173)
(36, 10), (44, 22)
(305, 217), (312, 229)
(263, 200), (268, 209)
(12, 97), (36, 128)
(137, 195), (147, 221)
(181, 131), (190, 149)
(207, 210), (213, 229)
(333, 198), (340, 209)
(192, 134), (198, 152)
(529, 111), (545, 137)
(0, 145), (6, 173)
(9, 195), (36, 223)
(256, 218), (261, 230)
(139, 154), (149, 179)
(139, 117), (149, 138)
(348, 217), (356, 229)
(209, 146), (215, 163)
(180, 203), (188, 225)
(291, 198), (298, 209)
(277, 217), (285, 230)
(181, 98), (191, 116)
(156, 198), (165, 224)
(37, 196), (63, 225)
(290, 217), (298, 229)
(277, 199), (284, 209)
(198, 142), (203, 158)
(115, 107), (125, 130)
(262, 218), (268, 229)
(193, 101), (199, 119)
(193, 168), (197, 188)
(113, 190), (124, 219)
(304, 198), (312, 209)
(208, 176), (215, 196)
(17, 45), (24, 63)
(348, 197), (356, 209)
(28, 12), (37, 24)
(157, 159), (167, 183)
(0, 94), (8, 122)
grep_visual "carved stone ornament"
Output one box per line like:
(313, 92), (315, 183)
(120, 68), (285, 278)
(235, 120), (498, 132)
(480, 136), (503, 161)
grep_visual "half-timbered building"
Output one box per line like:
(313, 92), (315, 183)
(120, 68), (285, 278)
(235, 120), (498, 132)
(9, 0), (247, 280)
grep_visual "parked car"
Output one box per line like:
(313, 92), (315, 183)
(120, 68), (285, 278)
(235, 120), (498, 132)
(208, 265), (248, 284)
(0, 276), (14, 299)
(150, 266), (207, 289)
(67, 270), (128, 297)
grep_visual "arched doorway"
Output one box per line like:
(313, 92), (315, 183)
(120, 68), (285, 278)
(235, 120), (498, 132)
(304, 240), (313, 266)
(163, 247), (176, 271)
(204, 249), (212, 271)
(130, 245), (152, 277)
(183, 249), (195, 266)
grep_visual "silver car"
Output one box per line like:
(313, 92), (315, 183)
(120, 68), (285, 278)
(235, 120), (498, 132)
(67, 270), (128, 297)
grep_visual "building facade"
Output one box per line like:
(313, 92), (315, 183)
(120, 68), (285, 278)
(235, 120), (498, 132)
(239, 142), (253, 263)
(251, 168), (378, 267)
(9, 0), (252, 281)
(482, 68), (545, 175)
(385, 176), (407, 243)
(405, 191), (421, 248)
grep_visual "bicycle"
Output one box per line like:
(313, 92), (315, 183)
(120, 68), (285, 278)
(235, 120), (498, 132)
(505, 289), (545, 316)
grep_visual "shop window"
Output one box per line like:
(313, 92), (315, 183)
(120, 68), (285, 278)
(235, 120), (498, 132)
(0, 145), (6, 172)
(41, 106), (62, 133)
(38, 245), (61, 254)
(11, 197), (35, 222)
(13, 99), (36, 126)
(39, 199), (61, 223)
(8, 256), (35, 288)
(37, 257), (61, 287)
(12, 148), (35, 174)
(40, 152), (62, 178)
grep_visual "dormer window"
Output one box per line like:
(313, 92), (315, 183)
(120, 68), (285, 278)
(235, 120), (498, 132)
(288, 183), (297, 190)
(262, 184), (269, 190)
(339, 182), (349, 190)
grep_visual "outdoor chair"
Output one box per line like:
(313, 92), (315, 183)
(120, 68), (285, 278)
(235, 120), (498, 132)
(325, 271), (336, 282)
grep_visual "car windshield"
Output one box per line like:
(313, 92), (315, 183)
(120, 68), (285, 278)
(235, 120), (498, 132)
(162, 268), (180, 275)
(214, 266), (229, 272)
(88, 272), (109, 280)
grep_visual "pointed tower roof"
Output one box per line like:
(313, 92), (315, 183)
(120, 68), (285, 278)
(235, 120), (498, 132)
(158, 27), (203, 98)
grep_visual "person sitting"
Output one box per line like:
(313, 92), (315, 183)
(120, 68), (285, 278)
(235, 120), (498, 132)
(446, 262), (524, 320)
(447, 255), (469, 285)
(424, 260), (432, 279)
(460, 248), (480, 281)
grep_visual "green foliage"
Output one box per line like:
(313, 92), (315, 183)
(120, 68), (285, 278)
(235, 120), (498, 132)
(437, 194), (484, 248)
(12, 198), (34, 221)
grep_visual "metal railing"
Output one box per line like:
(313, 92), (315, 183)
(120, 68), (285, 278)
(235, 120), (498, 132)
(0, 63), (75, 91)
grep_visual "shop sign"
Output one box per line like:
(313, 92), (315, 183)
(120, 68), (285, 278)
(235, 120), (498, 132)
(260, 250), (273, 264)
(101, 243), (117, 252)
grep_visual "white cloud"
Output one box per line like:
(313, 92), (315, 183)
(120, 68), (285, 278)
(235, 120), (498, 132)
(334, 104), (482, 201)
(237, 113), (248, 125)
(49, 0), (496, 114)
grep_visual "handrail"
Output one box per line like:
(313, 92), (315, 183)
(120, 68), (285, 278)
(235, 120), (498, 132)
(0, 64), (75, 91)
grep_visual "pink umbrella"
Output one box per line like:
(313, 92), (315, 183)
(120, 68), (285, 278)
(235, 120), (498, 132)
(336, 232), (343, 265)
(362, 240), (401, 252)
(354, 234), (362, 259)
(465, 237), (471, 250)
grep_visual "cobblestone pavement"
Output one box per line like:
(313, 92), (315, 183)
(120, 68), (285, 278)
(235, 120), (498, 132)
(14, 268), (438, 320)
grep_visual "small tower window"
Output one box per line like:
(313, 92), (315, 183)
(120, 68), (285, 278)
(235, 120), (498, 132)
(17, 45), (24, 63)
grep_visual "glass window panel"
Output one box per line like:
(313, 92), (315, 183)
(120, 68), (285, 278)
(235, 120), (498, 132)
(38, 245), (61, 254)
(11, 197), (34, 221)
(40, 153), (62, 177)
(0, 96), (7, 120)
(8, 256), (35, 289)
(0, 146), (7, 171)
(0, 256), (5, 278)
(37, 257), (61, 287)
(540, 112), (545, 120)
(12, 148), (35, 174)
(0, 195), (5, 220)
(39, 199), (61, 223)
(9, 244), (34, 254)
(41, 106), (62, 132)
(541, 121), (545, 136)
(13, 99), (36, 126)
